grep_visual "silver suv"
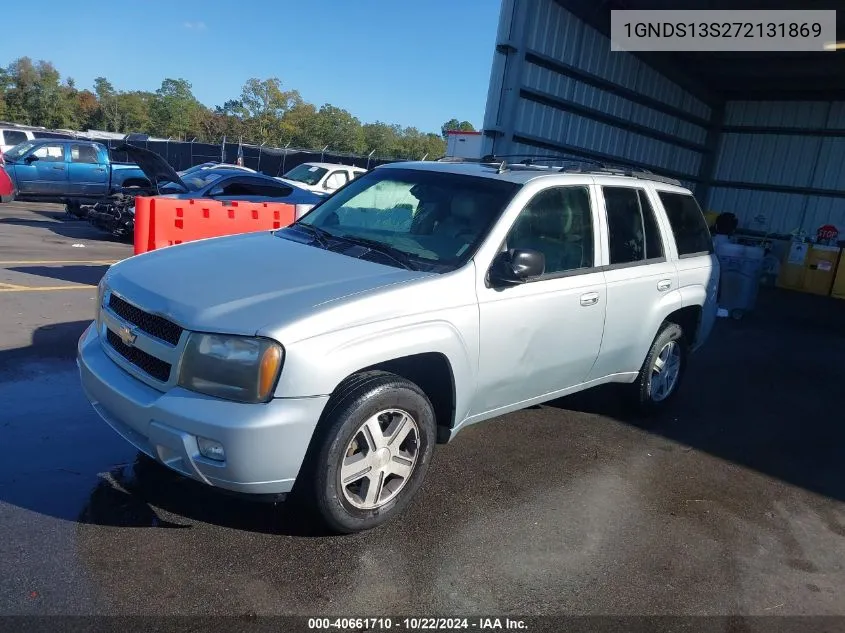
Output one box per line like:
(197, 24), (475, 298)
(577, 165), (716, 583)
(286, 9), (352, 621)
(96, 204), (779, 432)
(77, 157), (720, 533)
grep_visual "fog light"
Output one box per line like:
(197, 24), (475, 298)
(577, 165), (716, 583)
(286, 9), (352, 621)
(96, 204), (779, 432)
(197, 437), (226, 462)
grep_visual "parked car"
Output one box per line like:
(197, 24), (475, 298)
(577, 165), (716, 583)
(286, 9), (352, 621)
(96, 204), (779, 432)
(2, 139), (149, 204)
(119, 144), (323, 213)
(78, 158), (719, 534)
(278, 161), (366, 194)
(0, 124), (75, 153)
(178, 162), (257, 177)
(0, 165), (16, 203)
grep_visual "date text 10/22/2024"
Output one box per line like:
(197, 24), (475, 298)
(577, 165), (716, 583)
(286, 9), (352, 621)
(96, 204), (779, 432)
(307, 617), (529, 630)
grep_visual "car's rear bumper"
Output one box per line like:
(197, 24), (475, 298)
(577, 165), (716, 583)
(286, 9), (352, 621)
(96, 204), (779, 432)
(77, 322), (328, 495)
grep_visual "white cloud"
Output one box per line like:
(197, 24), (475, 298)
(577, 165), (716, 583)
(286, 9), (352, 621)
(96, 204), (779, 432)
(183, 21), (207, 30)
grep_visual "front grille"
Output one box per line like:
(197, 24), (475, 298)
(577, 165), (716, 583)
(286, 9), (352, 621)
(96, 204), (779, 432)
(108, 294), (182, 346)
(106, 329), (172, 382)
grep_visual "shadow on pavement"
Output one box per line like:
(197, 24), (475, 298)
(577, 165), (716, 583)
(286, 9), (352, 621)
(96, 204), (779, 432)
(0, 216), (118, 242)
(550, 286), (845, 506)
(8, 265), (110, 286)
(81, 454), (328, 537)
(0, 321), (328, 538)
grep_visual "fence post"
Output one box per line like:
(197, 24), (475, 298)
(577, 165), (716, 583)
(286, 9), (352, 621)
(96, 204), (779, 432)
(367, 149), (375, 170)
(279, 142), (291, 176)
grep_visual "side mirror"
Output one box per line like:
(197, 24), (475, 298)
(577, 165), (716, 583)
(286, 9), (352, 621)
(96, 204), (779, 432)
(488, 249), (545, 287)
(24, 154), (39, 164)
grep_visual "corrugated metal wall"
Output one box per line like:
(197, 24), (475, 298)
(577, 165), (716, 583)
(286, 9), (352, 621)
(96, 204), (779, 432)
(483, 0), (845, 237)
(483, 0), (712, 193)
(708, 101), (845, 235)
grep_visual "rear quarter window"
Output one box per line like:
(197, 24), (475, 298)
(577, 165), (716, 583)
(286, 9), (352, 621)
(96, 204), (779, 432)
(657, 191), (713, 257)
(2, 130), (28, 147)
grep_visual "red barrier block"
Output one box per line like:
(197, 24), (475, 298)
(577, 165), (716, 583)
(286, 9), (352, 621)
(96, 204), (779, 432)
(134, 197), (295, 256)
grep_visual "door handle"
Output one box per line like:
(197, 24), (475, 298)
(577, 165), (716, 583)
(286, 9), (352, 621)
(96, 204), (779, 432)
(94, 168), (106, 172)
(580, 292), (599, 307)
(52, 166), (66, 170)
(657, 279), (672, 292)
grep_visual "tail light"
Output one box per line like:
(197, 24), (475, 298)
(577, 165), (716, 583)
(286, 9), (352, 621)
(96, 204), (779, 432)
(294, 204), (314, 220)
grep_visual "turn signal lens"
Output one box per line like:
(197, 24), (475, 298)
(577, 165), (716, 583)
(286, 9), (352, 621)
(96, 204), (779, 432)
(258, 344), (283, 400)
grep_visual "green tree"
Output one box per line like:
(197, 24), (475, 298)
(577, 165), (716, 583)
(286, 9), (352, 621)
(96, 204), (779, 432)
(311, 104), (365, 154)
(280, 101), (318, 148)
(440, 118), (475, 139)
(150, 78), (203, 140)
(3, 58), (77, 128)
(362, 121), (403, 157)
(93, 77), (121, 131)
(239, 78), (301, 145)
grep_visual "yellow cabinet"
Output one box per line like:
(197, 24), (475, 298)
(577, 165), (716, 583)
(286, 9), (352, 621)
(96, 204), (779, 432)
(801, 245), (841, 296)
(832, 253), (845, 300)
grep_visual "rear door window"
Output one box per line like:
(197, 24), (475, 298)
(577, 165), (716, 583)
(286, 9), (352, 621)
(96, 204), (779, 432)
(657, 191), (714, 257)
(70, 144), (100, 164)
(3, 130), (28, 147)
(602, 186), (665, 266)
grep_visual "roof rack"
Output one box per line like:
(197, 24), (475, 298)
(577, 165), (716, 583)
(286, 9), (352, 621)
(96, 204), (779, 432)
(435, 153), (684, 186)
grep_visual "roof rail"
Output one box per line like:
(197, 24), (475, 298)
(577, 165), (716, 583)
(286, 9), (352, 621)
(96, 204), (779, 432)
(434, 153), (684, 186)
(436, 154), (510, 173)
(562, 165), (683, 186)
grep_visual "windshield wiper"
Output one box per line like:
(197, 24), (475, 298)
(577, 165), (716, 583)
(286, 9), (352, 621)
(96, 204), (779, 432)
(335, 234), (419, 271)
(289, 222), (333, 248)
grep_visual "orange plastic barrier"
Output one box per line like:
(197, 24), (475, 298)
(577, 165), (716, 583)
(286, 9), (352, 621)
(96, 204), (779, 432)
(134, 196), (295, 255)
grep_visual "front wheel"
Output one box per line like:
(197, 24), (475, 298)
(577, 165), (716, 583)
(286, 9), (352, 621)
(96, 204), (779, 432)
(298, 371), (436, 534)
(627, 322), (687, 414)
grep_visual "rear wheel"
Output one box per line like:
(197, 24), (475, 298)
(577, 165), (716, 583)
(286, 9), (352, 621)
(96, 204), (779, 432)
(296, 371), (436, 534)
(627, 322), (687, 414)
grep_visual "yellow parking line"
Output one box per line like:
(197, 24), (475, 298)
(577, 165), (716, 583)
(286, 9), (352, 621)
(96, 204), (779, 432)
(0, 260), (119, 266)
(0, 282), (27, 289)
(0, 284), (97, 292)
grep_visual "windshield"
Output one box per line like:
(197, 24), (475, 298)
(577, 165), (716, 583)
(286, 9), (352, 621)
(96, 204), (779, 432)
(284, 163), (328, 186)
(4, 142), (37, 160)
(293, 167), (521, 271)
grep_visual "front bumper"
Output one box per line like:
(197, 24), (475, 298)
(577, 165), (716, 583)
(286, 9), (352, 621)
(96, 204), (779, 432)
(77, 322), (328, 495)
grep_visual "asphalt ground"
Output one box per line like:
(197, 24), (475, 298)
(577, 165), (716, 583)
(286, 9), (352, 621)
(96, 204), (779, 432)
(2, 200), (845, 626)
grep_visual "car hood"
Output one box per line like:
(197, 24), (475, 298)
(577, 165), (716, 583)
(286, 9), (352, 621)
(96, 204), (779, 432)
(104, 231), (430, 336)
(114, 143), (188, 191)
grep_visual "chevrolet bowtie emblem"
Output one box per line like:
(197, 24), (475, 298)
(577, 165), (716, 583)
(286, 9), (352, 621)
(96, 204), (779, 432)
(117, 325), (138, 347)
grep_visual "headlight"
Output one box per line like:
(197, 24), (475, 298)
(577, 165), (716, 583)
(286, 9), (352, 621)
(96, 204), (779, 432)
(177, 333), (284, 403)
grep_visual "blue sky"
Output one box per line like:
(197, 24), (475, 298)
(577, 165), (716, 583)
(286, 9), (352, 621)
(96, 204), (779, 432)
(0, 0), (502, 135)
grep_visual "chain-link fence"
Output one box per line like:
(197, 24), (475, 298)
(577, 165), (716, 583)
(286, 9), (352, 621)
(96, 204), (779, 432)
(103, 139), (404, 176)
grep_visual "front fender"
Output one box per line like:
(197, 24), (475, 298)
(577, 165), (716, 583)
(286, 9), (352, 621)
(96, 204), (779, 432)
(274, 311), (479, 425)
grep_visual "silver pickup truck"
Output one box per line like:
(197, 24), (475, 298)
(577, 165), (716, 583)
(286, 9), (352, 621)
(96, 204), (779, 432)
(77, 157), (719, 533)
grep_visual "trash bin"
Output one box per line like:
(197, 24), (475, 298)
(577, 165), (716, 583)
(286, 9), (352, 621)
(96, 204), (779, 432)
(716, 243), (765, 320)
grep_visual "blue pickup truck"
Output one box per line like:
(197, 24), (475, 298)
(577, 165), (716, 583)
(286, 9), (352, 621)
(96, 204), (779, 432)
(3, 139), (150, 205)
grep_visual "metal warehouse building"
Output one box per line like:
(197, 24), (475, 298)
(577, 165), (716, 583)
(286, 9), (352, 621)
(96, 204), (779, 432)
(482, 0), (845, 237)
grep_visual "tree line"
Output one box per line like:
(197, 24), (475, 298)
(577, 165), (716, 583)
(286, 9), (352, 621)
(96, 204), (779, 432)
(0, 57), (477, 159)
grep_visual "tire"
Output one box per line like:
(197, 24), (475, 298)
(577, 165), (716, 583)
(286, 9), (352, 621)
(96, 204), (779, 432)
(296, 370), (437, 534)
(627, 322), (687, 414)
